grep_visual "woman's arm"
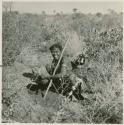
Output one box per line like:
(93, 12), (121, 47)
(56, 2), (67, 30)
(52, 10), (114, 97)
(45, 64), (67, 80)
(51, 65), (67, 79)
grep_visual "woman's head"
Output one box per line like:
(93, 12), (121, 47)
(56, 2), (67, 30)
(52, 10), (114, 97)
(49, 43), (63, 60)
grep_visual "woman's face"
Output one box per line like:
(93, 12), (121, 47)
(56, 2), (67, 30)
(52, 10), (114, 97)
(51, 47), (61, 60)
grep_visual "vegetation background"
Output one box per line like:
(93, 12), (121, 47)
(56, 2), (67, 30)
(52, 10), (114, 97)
(2, 3), (123, 123)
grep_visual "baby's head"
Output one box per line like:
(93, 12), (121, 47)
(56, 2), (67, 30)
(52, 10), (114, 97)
(71, 53), (85, 69)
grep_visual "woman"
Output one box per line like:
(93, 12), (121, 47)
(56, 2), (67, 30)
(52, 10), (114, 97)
(27, 43), (85, 100)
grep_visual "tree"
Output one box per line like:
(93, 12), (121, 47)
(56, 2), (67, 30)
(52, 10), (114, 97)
(42, 11), (46, 15)
(73, 8), (78, 13)
(107, 9), (117, 15)
(96, 12), (102, 17)
(2, 2), (13, 12)
(53, 10), (56, 14)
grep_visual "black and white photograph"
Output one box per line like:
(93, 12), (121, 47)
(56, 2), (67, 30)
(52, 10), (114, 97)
(1, 0), (123, 123)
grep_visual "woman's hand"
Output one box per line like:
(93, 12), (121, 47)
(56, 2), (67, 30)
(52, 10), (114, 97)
(41, 79), (49, 85)
(41, 74), (53, 81)
(48, 74), (69, 80)
(32, 67), (39, 76)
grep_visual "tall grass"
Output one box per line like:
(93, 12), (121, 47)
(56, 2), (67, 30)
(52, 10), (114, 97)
(2, 11), (123, 123)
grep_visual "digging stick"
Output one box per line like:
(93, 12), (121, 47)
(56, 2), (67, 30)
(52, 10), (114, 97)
(44, 40), (69, 99)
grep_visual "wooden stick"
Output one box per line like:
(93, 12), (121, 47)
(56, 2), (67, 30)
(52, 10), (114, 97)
(44, 40), (69, 99)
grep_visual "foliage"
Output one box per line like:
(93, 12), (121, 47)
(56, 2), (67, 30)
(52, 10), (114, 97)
(2, 11), (123, 123)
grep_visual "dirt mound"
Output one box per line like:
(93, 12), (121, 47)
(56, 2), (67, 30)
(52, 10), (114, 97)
(2, 62), (85, 123)
(2, 83), (83, 123)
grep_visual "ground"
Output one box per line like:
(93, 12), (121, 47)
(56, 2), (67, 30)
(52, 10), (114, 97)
(2, 10), (123, 123)
(2, 53), (92, 123)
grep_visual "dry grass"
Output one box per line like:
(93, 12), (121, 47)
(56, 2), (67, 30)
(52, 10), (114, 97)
(2, 11), (123, 123)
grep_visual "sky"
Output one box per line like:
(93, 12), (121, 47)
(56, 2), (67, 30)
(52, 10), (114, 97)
(3, 1), (123, 14)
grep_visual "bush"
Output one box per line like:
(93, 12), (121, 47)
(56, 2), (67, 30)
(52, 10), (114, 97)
(2, 11), (123, 123)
